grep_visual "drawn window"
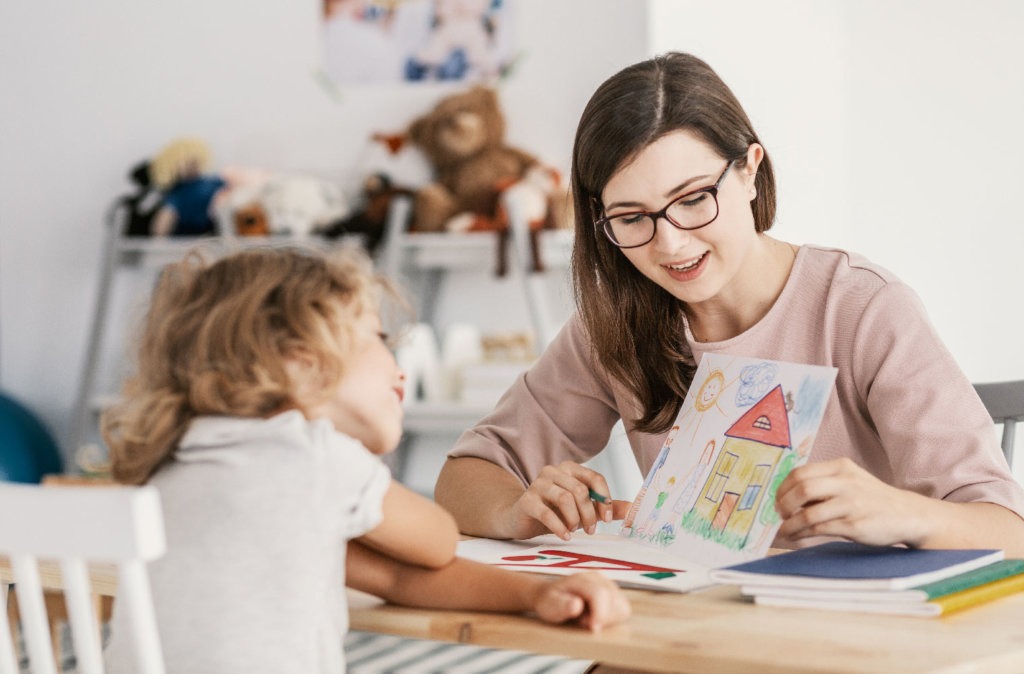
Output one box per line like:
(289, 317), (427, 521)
(738, 464), (771, 511)
(706, 451), (738, 502)
(752, 415), (772, 431)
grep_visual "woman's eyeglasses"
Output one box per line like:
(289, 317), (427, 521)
(597, 161), (733, 249)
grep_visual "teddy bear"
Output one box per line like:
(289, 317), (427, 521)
(406, 85), (571, 275)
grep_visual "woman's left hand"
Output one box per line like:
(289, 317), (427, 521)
(774, 458), (930, 547)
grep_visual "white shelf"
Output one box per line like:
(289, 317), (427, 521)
(394, 229), (573, 270)
(401, 402), (492, 434)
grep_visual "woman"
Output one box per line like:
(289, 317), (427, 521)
(434, 52), (1024, 555)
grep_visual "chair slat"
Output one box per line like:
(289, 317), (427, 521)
(61, 557), (105, 674)
(10, 555), (58, 674)
(118, 560), (165, 674)
(0, 584), (19, 674)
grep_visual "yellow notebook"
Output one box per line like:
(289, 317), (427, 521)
(934, 572), (1024, 616)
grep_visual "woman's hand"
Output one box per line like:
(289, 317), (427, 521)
(774, 458), (930, 547)
(531, 572), (631, 632)
(504, 461), (632, 540)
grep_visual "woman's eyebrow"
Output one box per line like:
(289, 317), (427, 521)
(662, 172), (713, 199)
(605, 172), (714, 211)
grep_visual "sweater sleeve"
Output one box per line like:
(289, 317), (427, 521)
(447, 313), (623, 486)
(850, 282), (1024, 518)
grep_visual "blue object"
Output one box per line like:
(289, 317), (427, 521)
(163, 175), (225, 236)
(0, 392), (63, 483)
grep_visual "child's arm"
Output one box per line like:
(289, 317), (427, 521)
(358, 480), (459, 569)
(346, 540), (631, 632)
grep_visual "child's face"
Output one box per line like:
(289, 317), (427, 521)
(306, 310), (405, 455)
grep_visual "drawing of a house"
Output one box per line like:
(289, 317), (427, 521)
(691, 385), (791, 541)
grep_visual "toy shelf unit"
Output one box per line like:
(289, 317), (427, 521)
(379, 193), (574, 352)
(376, 193), (575, 484)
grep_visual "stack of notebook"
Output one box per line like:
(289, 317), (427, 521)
(709, 541), (1024, 617)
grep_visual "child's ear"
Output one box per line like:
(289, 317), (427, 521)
(283, 349), (322, 410)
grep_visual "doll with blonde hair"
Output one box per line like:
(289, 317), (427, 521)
(149, 137), (225, 237)
(101, 244), (629, 673)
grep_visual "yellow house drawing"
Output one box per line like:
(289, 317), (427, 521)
(692, 385), (791, 541)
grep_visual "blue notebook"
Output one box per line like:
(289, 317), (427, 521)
(709, 541), (1004, 591)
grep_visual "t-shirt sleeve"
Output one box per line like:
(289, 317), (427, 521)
(850, 281), (1024, 518)
(447, 313), (623, 486)
(326, 431), (392, 539)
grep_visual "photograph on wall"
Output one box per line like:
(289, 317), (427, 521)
(323, 0), (519, 86)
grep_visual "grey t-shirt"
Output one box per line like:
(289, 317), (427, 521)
(106, 410), (391, 673)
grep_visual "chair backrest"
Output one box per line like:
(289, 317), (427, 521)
(973, 380), (1024, 469)
(0, 483), (166, 674)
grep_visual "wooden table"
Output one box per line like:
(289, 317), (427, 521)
(7, 556), (1024, 673)
(349, 581), (1024, 674)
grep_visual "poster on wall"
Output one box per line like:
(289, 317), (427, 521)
(323, 0), (519, 86)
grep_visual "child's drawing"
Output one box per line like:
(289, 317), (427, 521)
(623, 353), (837, 568)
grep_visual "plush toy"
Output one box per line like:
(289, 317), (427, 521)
(149, 138), (226, 237)
(256, 174), (351, 237)
(233, 202), (270, 237)
(406, 85), (570, 275)
(117, 160), (164, 237)
(316, 172), (411, 254)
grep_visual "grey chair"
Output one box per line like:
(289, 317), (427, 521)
(973, 380), (1024, 469)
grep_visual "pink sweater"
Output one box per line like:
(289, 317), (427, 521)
(449, 245), (1024, 521)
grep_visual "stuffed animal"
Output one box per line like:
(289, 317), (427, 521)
(149, 138), (226, 237)
(256, 174), (351, 237)
(233, 202), (270, 237)
(406, 85), (570, 275)
(117, 160), (164, 237)
(316, 172), (411, 254)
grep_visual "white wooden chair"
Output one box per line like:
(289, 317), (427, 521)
(0, 483), (165, 674)
(974, 380), (1024, 469)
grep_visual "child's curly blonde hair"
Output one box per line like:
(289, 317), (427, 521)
(101, 245), (390, 485)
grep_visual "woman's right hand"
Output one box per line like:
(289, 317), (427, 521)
(504, 461), (632, 540)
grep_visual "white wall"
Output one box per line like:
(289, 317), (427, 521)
(3, 0), (1020, 487)
(649, 0), (1024, 477)
(0, 0), (647, 464)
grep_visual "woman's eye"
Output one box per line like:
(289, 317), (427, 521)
(677, 192), (709, 208)
(612, 214), (646, 226)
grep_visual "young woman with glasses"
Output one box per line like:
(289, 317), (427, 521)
(434, 52), (1024, 555)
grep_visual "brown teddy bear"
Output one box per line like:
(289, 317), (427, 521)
(406, 86), (570, 275)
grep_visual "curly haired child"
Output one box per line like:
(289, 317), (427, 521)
(101, 245), (629, 673)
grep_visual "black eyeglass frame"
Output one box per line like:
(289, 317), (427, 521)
(596, 160), (735, 249)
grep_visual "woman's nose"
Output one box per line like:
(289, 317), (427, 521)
(650, 216), (692, 252)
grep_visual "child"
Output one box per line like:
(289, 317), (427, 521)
(101, 245), (630, 673)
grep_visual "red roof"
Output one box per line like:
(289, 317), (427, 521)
(724, 384), (791, 448)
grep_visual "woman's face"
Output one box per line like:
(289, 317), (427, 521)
(600, 130), (762, 310)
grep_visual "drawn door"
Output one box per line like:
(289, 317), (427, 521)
(712, 492), (739, 530)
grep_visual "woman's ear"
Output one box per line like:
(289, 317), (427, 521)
(744, 143), (764, 199)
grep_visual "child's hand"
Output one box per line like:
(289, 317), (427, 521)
(532, 572), (631, 632)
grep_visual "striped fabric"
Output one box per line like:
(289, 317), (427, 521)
(345, 631), (593, 674)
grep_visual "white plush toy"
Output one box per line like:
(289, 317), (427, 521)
(257, 174), (351, 237)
